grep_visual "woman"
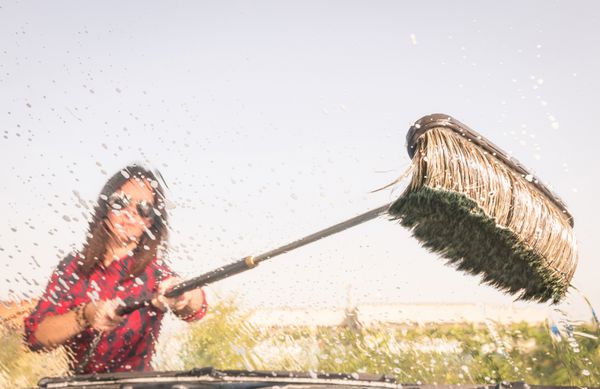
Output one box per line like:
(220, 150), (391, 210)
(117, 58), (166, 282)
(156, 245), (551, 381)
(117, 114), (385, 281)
(24, 165), (207, 373)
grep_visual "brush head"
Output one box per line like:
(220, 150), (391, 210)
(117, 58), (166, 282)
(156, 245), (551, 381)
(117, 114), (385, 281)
(389, 114), (577, 303)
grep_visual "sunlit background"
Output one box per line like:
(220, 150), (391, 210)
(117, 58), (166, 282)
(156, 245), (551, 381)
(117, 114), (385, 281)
(1, 0), (598, 325)
(2, 1), (600, 387)
(0, 1), (600, 307)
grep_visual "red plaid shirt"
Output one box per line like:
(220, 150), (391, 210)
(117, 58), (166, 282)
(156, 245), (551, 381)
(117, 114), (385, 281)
(24, 253), (207, 373)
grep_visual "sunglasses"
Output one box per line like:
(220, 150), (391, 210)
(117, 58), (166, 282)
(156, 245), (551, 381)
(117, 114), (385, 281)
(107, 193), (154, 219)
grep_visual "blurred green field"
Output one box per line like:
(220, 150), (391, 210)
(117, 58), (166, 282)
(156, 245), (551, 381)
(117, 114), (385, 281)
(2, 299), (599, 388)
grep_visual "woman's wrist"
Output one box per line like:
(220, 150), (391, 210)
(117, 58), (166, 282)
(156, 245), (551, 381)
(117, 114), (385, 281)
(172, 304), (194, 319)
(74, 302), (91, 331)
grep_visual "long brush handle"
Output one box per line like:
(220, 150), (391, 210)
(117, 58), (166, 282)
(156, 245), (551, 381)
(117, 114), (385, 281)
(115, 204), (389, 316)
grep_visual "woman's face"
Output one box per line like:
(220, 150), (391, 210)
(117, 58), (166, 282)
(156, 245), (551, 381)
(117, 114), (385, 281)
(105, 178), (155, 245)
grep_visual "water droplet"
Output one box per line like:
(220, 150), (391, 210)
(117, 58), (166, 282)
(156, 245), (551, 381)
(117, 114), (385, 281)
(409, 33), (417, 45)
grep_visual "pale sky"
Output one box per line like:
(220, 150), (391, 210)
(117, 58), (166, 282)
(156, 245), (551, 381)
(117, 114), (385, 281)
(1, 1), (599, 318)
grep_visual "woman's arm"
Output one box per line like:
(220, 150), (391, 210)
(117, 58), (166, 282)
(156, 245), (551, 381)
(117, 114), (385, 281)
(32, 301), (124, 349)
(24, 254), (82, 351)
(32, 307), (85, 349)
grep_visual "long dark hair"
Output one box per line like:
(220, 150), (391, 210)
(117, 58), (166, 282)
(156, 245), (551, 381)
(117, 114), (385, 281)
(79, 164), (169, 277)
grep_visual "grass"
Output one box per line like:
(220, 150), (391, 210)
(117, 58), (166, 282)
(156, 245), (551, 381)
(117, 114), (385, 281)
(178, 300), (599, 386)
(1, 299), (598, 387)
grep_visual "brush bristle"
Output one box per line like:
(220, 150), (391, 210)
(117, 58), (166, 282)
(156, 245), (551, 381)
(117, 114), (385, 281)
(389, 127), (577, 303)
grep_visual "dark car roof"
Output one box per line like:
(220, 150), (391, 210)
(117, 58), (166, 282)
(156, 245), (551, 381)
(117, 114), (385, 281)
(35, 368), (600, 389)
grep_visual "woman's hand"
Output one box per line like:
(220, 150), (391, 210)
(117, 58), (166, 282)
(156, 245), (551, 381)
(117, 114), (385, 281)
(84, 299), (125, 332)
(153, 277), (191, 312)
